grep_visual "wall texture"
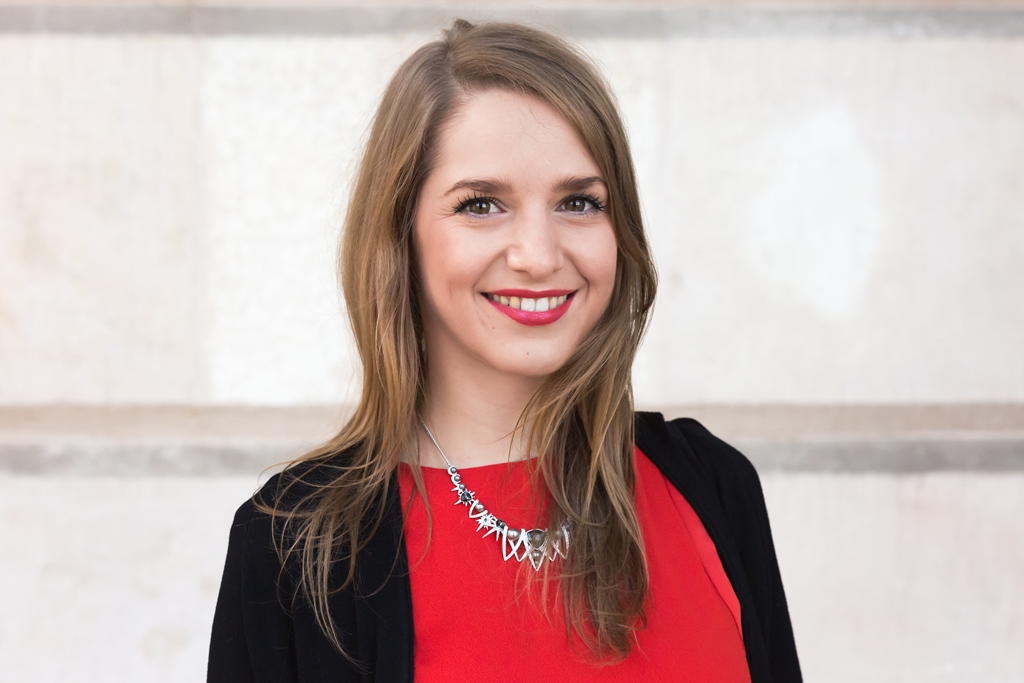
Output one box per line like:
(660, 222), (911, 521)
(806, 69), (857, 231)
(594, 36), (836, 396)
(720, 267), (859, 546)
(2, 10), (1023, 405)
(1, 2), (1022, 681)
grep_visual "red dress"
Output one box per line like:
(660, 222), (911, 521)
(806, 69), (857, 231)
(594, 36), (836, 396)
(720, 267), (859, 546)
(397, 447), (751, 681)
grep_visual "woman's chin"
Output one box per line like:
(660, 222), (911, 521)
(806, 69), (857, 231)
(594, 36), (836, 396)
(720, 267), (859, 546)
(483, 352), (572, 381)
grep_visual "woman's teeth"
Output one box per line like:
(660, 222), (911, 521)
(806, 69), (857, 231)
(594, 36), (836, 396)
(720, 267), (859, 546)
(486, 293), (569, 311)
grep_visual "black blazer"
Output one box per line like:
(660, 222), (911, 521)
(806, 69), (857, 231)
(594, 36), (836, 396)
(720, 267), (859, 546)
(208, 412), (802, 682)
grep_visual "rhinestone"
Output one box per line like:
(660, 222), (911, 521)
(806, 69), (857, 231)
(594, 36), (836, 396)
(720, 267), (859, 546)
(459, 491), (473, 503)
(527, 529), (546, 546)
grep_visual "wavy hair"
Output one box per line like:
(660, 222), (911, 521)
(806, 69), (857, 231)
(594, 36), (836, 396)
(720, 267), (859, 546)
(263, 19), (658, 662)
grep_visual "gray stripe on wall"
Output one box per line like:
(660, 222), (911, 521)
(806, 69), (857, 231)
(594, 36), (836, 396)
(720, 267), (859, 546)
(3, 437), (1022, 477)
(738, 438), (1024, 474)
(0, 441), (300, 477)
(2, 7), (1024, 38)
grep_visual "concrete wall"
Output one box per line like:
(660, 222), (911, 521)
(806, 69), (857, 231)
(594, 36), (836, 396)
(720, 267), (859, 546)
(1, 2), (1022, 681)
(2, 10), (1024, 405)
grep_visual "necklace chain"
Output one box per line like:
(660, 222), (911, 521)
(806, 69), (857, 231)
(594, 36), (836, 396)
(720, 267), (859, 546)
(418, 417), (569, 571)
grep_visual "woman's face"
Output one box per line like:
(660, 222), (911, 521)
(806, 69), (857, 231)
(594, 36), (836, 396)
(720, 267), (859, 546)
(414, 89), (617, 384)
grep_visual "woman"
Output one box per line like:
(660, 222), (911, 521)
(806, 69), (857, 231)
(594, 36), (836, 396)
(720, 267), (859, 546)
(209, 19), (800, 682)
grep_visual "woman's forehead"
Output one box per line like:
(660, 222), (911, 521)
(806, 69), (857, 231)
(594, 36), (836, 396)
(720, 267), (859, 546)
(427, 89), (602, 193)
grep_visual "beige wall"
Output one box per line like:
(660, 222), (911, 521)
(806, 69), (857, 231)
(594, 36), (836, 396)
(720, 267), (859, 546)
(2, 30), (1022, 405)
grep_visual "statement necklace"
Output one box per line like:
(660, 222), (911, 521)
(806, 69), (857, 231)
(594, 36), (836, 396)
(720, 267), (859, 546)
(419, 418), (569, 571)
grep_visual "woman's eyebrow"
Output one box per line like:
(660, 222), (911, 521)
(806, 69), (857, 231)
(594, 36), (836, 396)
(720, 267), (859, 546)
(443, 177), (513, 197)
(443, 175), (606, 198)
(554, 175), (607, 192)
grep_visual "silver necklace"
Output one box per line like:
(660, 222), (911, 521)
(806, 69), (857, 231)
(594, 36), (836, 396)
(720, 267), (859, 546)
(419, 418), (569, 571)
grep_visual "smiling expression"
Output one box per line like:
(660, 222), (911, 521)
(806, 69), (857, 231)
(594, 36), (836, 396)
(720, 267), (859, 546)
(414, 88), (618, 382)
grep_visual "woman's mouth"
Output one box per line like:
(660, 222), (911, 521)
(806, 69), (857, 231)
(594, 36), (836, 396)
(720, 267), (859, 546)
(482, 290), (575, 326)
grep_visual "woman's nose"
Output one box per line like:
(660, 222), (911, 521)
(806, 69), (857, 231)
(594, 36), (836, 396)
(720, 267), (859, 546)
(505, 209), (564, 278)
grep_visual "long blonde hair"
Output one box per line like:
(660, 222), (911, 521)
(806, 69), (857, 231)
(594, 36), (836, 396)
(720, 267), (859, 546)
(264, 19), (658, 662)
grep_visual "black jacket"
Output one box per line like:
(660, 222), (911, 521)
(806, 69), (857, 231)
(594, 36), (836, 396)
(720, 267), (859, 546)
(208, 412), (802, 682)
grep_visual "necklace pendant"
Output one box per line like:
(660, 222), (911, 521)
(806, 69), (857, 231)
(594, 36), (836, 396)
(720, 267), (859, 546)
(525, 529), (547, 570)
(501, 527), (526, 562)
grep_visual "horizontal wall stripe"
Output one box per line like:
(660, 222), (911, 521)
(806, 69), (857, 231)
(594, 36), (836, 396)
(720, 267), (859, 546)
(1, 6), (1024, 38)
(4, 404), (1022, 442)
(739, 438), (1024, 473)
(2, 437), (1022, 476)
(2, 404), (1021, 476)
(0, 441), (296, 477)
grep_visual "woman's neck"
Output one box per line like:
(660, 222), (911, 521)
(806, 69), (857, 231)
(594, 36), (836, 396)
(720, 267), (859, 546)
(417, 356), (544, 469)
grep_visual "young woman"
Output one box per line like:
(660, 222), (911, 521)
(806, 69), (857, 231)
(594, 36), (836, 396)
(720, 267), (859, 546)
(209, 19), (800, 683)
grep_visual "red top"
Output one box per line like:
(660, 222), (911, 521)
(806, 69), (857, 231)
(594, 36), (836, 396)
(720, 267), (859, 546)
(397, 447), (751, 681)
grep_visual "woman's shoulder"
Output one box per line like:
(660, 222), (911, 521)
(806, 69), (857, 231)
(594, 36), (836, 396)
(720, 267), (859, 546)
(250, 454), (349, 511)
(634, 410), (761, 490)
(226, 453), (355, 557)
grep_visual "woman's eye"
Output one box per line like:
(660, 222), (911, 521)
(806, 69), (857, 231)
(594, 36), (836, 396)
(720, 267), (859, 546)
(560, 195), (603, 213)
(457, 198), (499, 215)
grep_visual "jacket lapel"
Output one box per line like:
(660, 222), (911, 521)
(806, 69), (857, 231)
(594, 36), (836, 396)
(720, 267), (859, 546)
(634, 411), (772, 683)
